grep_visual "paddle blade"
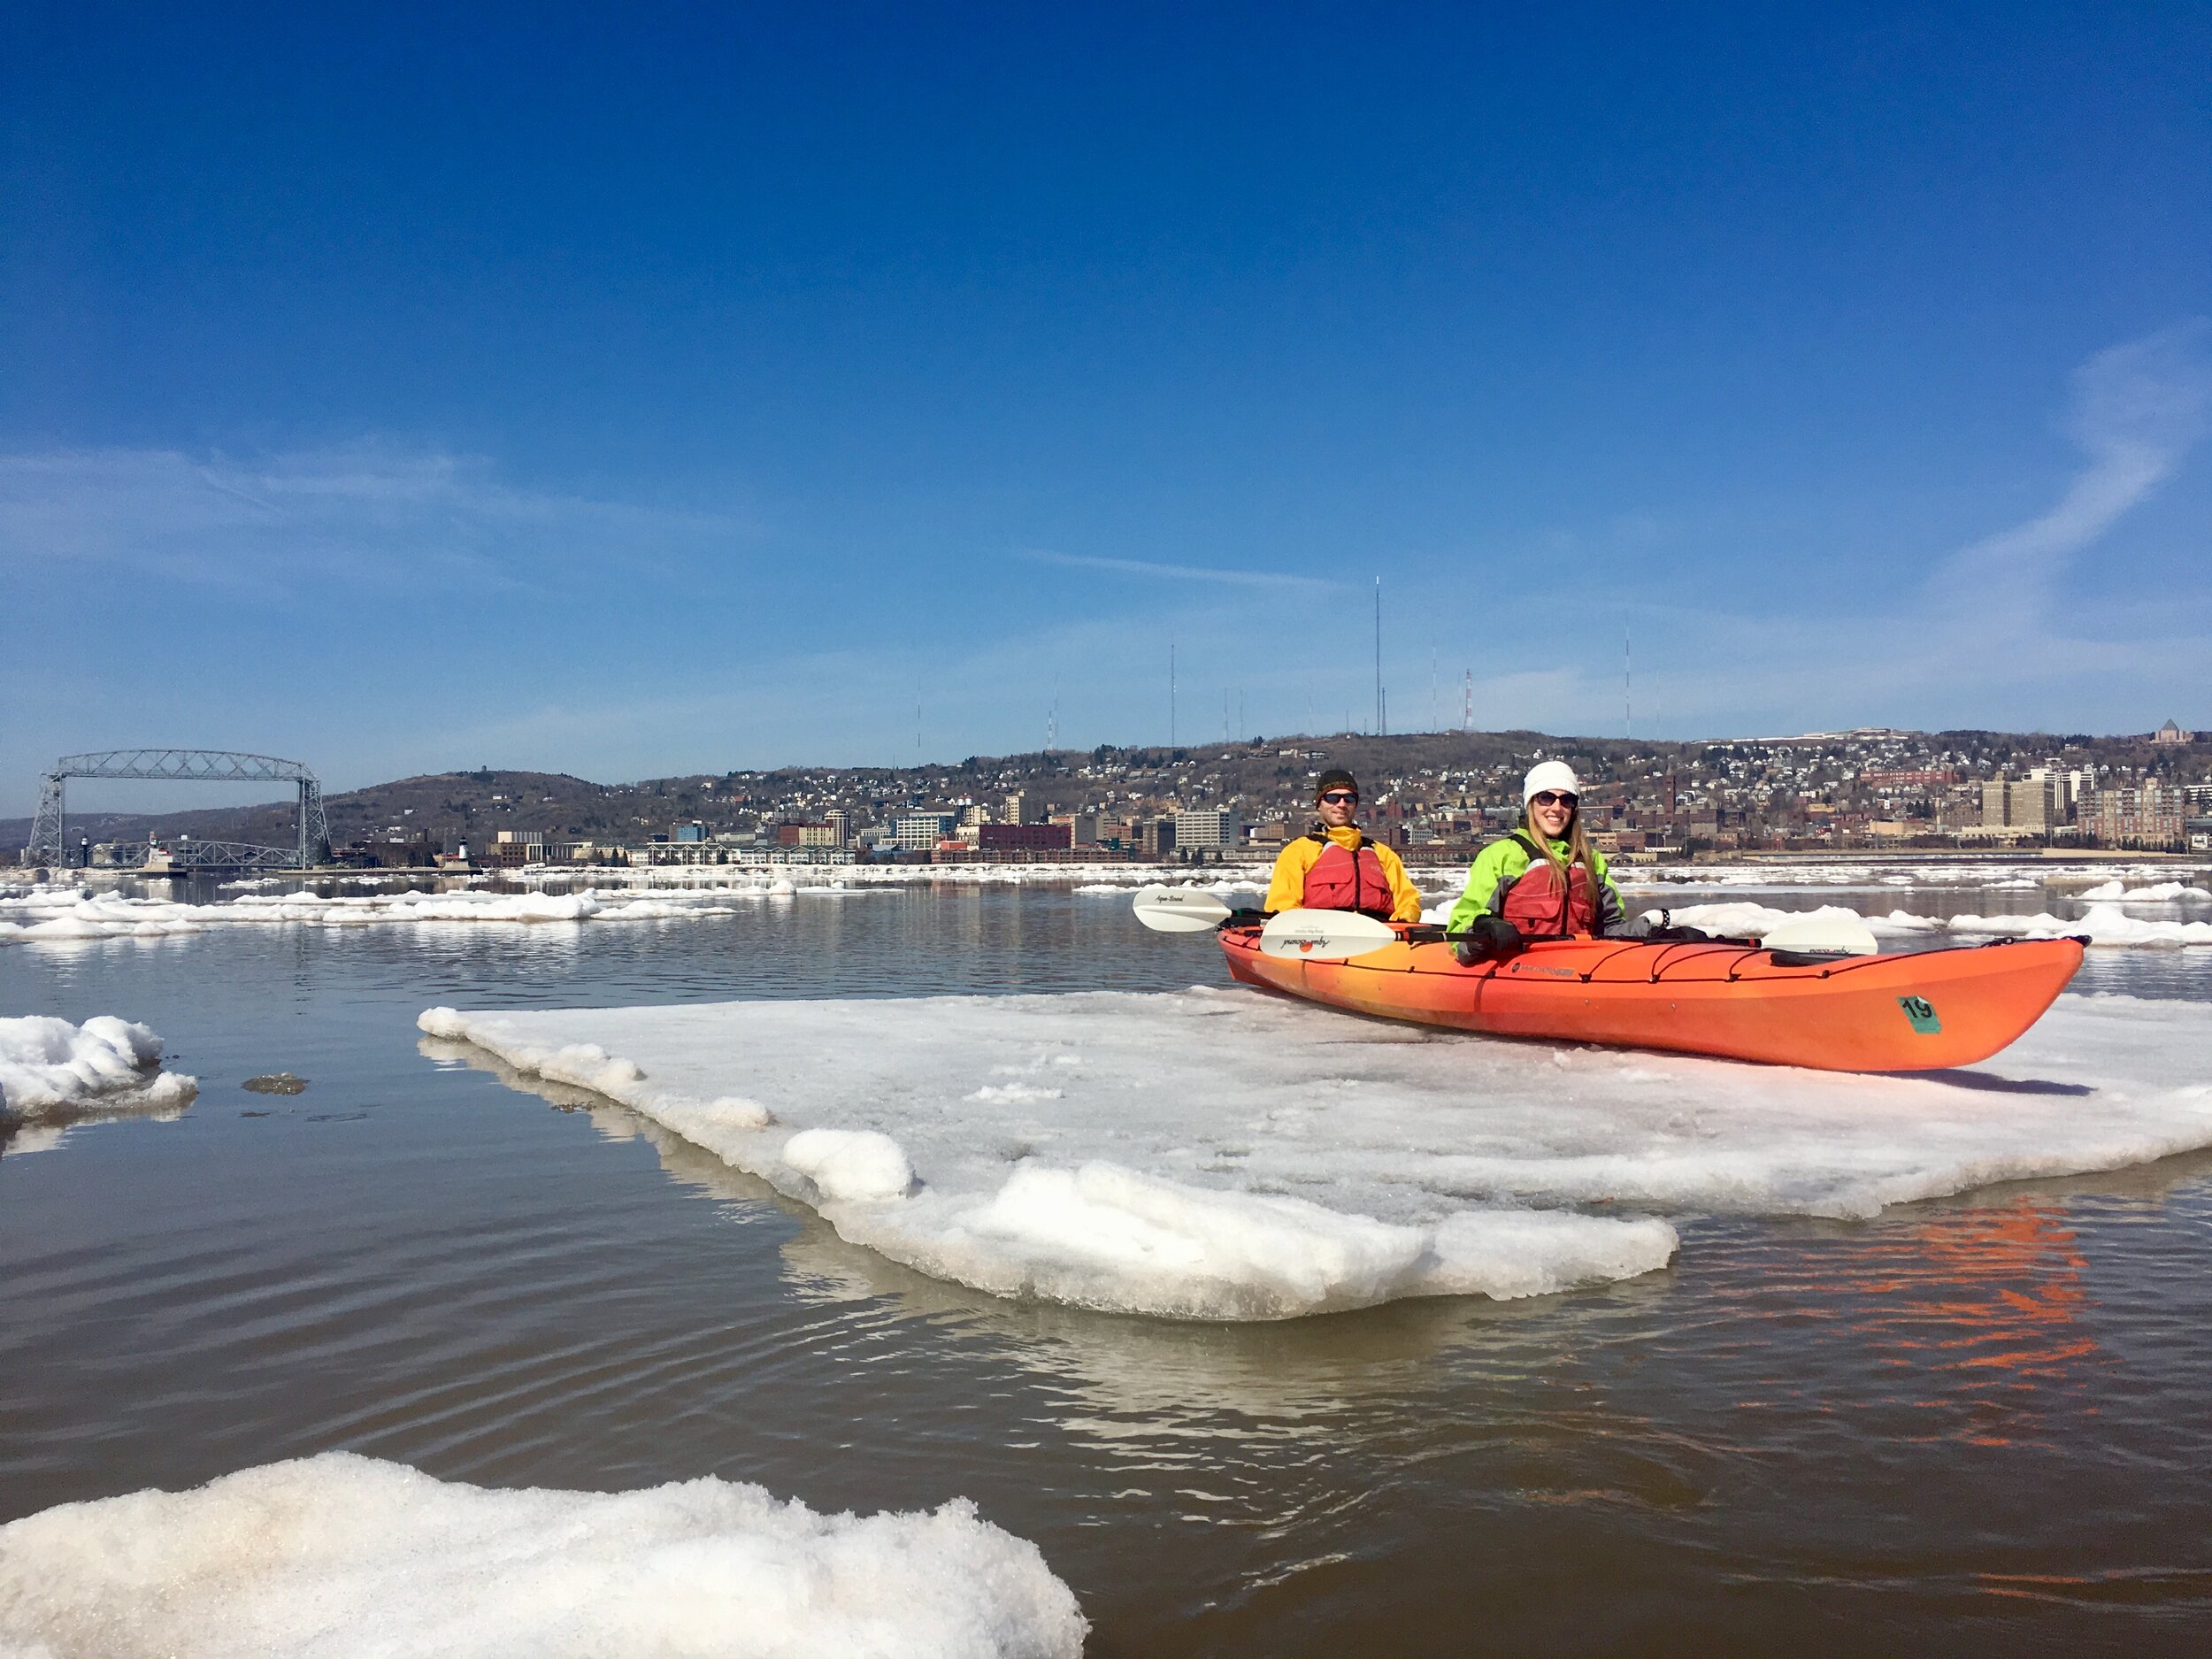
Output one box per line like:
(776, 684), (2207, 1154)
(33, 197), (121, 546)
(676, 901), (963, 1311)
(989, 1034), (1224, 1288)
(1760, 908), (1880, 956)
(1132, 884), (1233, 933)
(1258, 908), (1400, 961)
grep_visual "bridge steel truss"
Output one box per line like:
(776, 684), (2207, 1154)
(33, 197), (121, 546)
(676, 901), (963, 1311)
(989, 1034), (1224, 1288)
(27, 750), (330, 870)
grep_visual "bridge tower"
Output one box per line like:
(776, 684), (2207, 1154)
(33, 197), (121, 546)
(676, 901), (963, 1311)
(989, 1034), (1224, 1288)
(21, 750), (330, 871)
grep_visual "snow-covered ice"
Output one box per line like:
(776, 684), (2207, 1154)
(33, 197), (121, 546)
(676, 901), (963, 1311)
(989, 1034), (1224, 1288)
(0, 1015), (196, 1121)
(783, 1127), (918, 1201)
(0, 1452), (1085, 1659)
(2078, 879), (2212, 902)
(1659, 898), (2212, 949)
(419, 985), (2212, 1321)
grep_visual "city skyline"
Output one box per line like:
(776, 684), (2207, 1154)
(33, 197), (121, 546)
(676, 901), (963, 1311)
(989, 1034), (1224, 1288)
(4, 5), (2209, 816)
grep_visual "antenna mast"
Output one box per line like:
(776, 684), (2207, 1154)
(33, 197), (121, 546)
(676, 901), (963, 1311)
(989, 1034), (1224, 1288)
(1373, 577), (1384, 736)
(1624, 621), (1633, 741)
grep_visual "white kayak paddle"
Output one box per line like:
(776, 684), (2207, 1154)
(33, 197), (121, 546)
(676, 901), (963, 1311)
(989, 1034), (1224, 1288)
(1257, 907), (1400, 962)
(1131, 884), (1234, 933)
(1758, 908), (1880, 956)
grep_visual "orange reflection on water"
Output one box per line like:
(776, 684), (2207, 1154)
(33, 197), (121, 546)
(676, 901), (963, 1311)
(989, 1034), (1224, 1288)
(1740, 1199), (2101, 1447)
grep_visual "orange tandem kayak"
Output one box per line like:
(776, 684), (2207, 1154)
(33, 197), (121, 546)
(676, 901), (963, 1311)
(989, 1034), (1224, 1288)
(1218, 926), (2084, 1071)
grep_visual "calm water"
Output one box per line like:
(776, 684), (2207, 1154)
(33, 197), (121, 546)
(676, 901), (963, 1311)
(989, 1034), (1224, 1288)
(4, 884), (2211, 1655)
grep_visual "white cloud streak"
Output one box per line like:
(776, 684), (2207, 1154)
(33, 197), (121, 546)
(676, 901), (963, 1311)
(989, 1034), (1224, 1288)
(1932, 319), (2209, 631)
(1018, 548), (1343, 592)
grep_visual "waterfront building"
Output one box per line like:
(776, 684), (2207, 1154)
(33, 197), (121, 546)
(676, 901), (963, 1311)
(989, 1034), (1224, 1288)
(1048, 811), (1101, 845)
(1980, 777), (2065, 833)
(2091, 780), (2185, 848)
(1172, 809), (1241, 851)
(491, 828), (547, 866)
(895, 812), (958, 849)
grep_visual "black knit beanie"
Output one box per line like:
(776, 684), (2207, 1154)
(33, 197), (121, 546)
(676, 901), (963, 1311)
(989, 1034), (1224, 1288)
(1313, 768), (1359, 802)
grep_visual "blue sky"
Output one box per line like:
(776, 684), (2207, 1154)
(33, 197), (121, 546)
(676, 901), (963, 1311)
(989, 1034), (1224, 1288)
(4, 3), (2208, 811)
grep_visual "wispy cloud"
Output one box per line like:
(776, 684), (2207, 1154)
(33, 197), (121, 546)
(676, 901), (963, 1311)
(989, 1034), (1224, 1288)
(1018, 548), (1342, 592)
(1932, 319), (2210, 630)
(0, 440), (753, 594)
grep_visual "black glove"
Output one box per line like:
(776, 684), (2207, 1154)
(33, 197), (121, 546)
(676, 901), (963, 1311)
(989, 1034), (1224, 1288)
(1452, 914), (1525, 965)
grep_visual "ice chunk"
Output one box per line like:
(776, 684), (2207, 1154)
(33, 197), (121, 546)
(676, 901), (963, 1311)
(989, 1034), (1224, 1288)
(0, 1452), (1085, 1659)
(783, 1128), (916, 1201)
(1426, 1209), (1683, 1301)
(417, 1005), (470, 1041)
(2078, 879), (2210, 902)
(895, 1161), (1432, 1317)
(417, 1006), (772, 1143)
(0, 1015), (197, 1120)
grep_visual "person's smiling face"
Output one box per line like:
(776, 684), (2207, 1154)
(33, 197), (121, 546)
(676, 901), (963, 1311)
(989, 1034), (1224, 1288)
(1316, 788), (1359, 830)
(1528, 789), (1576, 841)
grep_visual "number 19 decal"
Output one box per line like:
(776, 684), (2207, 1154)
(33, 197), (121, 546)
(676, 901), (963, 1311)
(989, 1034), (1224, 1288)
(1898, 995), (1941, 1035)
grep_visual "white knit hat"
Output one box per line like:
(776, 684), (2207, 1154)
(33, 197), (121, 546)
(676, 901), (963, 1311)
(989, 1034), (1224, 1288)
(1522, 760), (1581, 805)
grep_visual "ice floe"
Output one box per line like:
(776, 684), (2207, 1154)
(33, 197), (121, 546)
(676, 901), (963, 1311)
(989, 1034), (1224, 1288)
(0, 1015), (197, 1121)
(420, 985), (2212, 1321)
(0, 1452), (1085, 1659)
(1658, 899), (2212, 949)
(2078, 879), (2212, 902)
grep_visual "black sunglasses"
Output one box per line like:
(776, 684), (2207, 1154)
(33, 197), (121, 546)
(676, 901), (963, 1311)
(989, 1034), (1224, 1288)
(1318, 791), (1359, 805)
(1530, 790), (1578, 809)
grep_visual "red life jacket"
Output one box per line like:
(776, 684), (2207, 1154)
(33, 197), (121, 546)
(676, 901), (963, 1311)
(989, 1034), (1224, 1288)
(1498, 835), (1600, 936)
(1302, 832), (1396, 920)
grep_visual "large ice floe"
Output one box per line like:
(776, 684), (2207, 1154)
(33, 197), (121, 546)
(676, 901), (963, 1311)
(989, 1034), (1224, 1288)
(0, 1452), (1085, 1659)
(0, 1015), (196, 1121)
(419, 985), (2212, 1321)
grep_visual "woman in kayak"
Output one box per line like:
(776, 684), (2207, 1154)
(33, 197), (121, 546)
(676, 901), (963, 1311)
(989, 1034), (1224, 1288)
(1263, 768), (1425, 923)
(1446, 761), (1626, 961)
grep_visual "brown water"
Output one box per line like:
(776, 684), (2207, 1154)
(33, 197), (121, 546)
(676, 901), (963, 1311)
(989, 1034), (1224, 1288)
(4, 884), (2211, 1655)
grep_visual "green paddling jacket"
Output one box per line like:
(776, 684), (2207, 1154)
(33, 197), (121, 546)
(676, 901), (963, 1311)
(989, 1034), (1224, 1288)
(1446, 832), (1628, 938)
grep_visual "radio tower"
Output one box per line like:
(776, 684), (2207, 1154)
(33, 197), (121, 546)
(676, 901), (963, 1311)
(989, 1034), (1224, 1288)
(1462, 669), (1473, 734)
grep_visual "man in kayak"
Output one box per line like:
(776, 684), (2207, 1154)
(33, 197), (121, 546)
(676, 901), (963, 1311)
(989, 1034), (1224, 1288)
(1263, 768), (1425, 923)
(1446, 761), (1626, 962)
